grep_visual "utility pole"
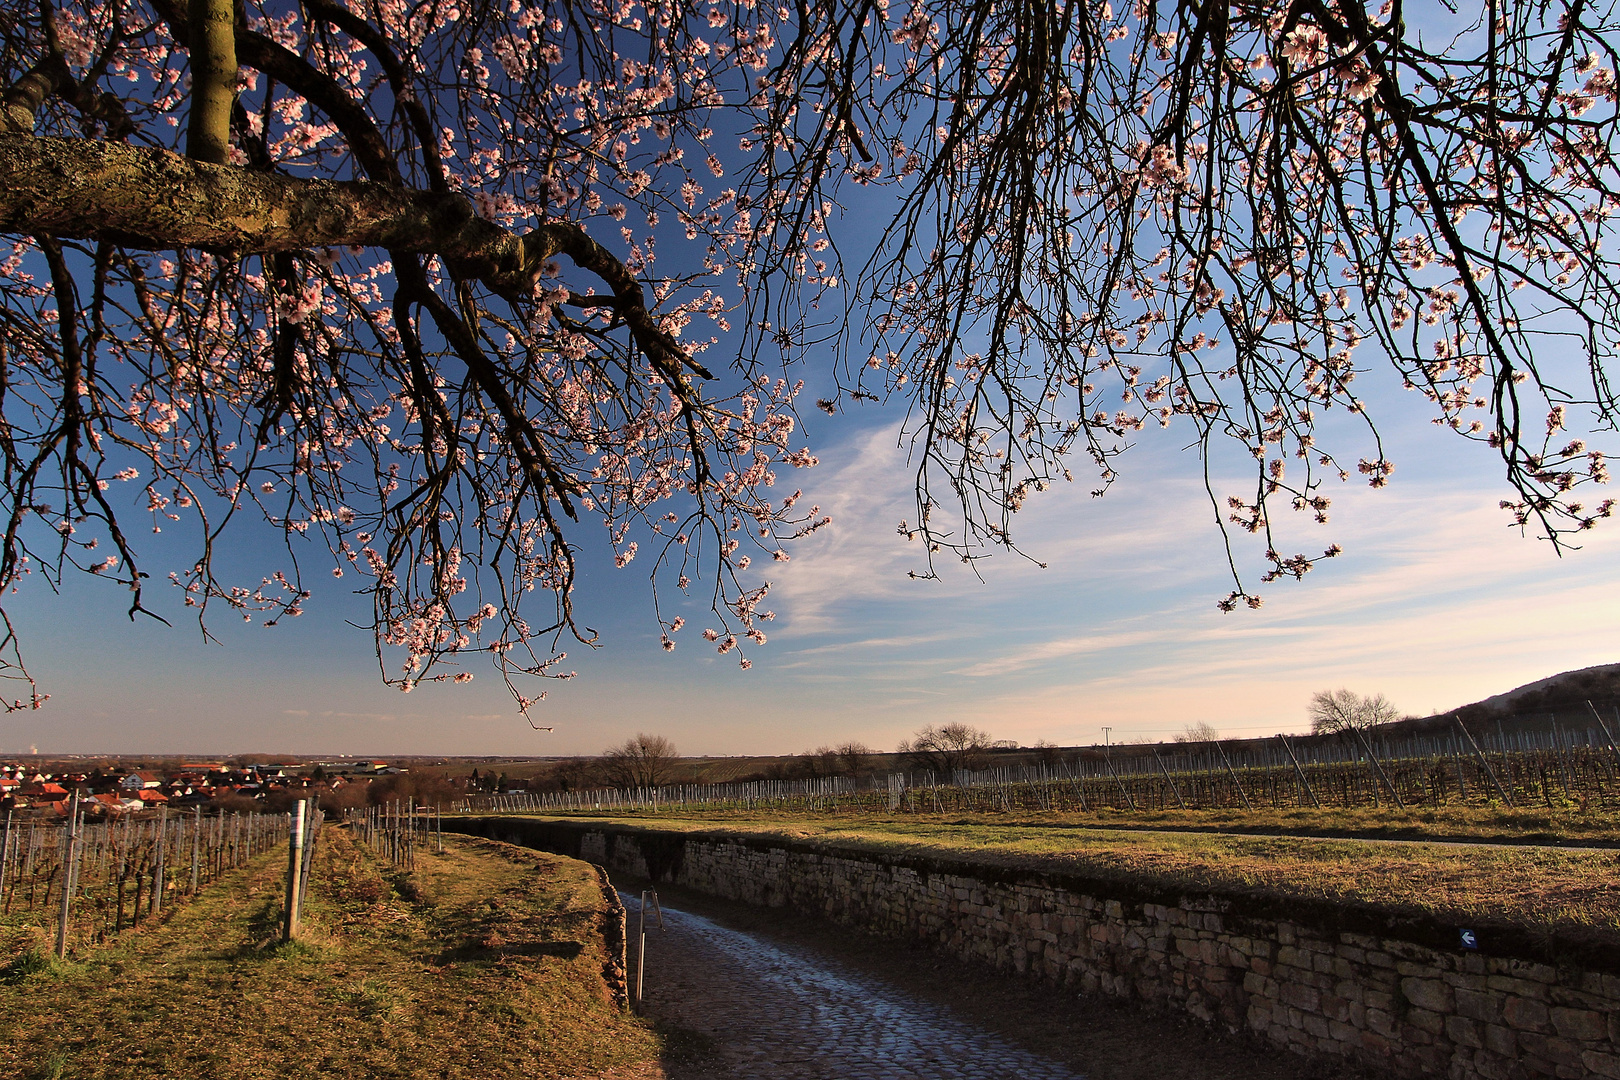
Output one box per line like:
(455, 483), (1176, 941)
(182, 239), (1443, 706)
(1102, 727), (1112, 747)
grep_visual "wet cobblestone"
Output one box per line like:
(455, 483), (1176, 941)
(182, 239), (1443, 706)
(624, 893), (1085, 1080)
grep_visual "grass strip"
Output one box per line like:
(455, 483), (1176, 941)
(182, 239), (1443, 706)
(518, 810), (1620, 941)
(0, 828), (659, 1080)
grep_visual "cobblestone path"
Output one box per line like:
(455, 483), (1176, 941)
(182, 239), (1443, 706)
(623, 893), (1086, 1080)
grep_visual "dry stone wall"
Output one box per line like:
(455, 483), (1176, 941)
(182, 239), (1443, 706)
(455, 818), (1620, 1079)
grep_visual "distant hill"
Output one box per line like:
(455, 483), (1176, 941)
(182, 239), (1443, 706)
(1377, 662), (1620, 742)
(1457, 663), (1620, 718)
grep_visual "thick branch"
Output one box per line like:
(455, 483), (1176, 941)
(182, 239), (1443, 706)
(0, 134), (536, 284)
(2, 135), (712, 383)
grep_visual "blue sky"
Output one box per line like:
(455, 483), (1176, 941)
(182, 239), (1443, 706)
(5, 361), (1616, 758)
(5, 2), (1617, 759)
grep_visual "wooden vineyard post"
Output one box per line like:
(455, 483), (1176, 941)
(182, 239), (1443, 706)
(284, 801), (306, 942)
(1102, 749), (1137, 810)
(1277, 734), (1321, 808)
(1351, 726), (1405, 809)
(1587, 700), (1620, 764)
(1456, 717), (1514, 806)
(296, 801), (317, 926)
(1151, 749), (1187, 809)
(1213, 741), (1253, 810)
(1452, 740), (1469, 804)
(55, 792), (80, 958)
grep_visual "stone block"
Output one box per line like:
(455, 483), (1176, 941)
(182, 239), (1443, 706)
(1483, 1023), (1517, 1057)
(1518, 1033), (1585, 1068)
(1402, 976), (1454, 1013)
(1455, 987), (1503, 1024)
(1406, 1007), (1445, 1036)
(1549, 1007), (1607, 1042)
(1490, 974), (1546, 999)
(1281, 982), (1321, 1013)
(1319, 992), (1350, 1024)
(1501, 959), (1559, 984)
(1446, 1015), (1484, 1049)
(1503, 996), (1552, 1033)
(1359, 1029), (1393, 1057)
(1584, 1051), (1620, 1079)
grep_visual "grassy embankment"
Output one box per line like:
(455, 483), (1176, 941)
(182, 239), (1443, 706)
(515, 807), (1620, 941)
(0, 828), (659, 1080)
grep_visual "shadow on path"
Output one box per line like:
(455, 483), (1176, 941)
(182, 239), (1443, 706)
(625, 890), (1083, 1080)
(624, 882), (1379, 1080)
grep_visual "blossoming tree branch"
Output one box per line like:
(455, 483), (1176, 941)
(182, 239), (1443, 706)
(0, 0), (1615, 713)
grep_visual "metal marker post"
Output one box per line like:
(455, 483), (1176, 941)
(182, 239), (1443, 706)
(55, 792), (80, 958)
(190, 807), (202, 893)
(151, 804), (168, 917)
(284, 801), (306, 942)
(0, 809), (12, 911)
(634, 889), (664, 1011)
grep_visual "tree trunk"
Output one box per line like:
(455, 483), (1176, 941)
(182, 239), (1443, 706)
(186, 0), (238, 164)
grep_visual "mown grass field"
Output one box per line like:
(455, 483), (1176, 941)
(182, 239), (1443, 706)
(517, 807), (1620, 941)
(0, 828), (660, 1080)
